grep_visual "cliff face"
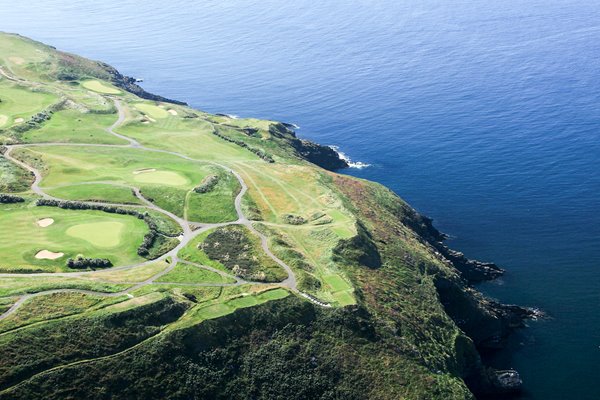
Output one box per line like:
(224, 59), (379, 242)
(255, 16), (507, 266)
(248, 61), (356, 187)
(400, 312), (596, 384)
(269, 122), (349, 170)
(328, 174), (533, 396)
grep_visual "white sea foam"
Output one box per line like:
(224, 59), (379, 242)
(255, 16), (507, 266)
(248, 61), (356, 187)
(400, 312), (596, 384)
(329, 146), (371, 169)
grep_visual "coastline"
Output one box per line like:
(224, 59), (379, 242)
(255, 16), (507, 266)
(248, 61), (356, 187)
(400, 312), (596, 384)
(36, 41), (537, 396)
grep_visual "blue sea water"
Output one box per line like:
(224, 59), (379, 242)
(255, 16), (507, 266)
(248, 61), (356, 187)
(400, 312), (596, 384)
(2, 1), (599, 398)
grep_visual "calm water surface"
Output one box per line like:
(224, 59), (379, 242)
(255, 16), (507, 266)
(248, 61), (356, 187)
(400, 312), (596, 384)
(2, 1), (599, 398)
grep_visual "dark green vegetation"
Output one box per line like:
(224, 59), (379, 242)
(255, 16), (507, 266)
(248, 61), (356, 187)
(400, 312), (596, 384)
(0, 298), (472, 400)
(202, 226), (287, 282)
(0, 32), (529, 399)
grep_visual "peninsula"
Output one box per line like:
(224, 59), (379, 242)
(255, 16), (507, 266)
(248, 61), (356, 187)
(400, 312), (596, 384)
(0, 32), (533, 399)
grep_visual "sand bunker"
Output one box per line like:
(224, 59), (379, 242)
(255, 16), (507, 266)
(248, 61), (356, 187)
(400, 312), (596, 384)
(37, 218), (55, 228)
(133, 168), (157, 175)
(14, 117), (24, 123)
(168, 109), (178, 115)
(9, 56), (24, 65)
(35, 250), (64, 260)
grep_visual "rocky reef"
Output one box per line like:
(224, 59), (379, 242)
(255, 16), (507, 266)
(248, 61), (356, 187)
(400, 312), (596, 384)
(103, 63), (187, 105)
(269, 122), (349, 171)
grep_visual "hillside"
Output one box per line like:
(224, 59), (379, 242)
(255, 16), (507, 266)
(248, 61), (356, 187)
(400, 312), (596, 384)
(0, 32), (532, 399)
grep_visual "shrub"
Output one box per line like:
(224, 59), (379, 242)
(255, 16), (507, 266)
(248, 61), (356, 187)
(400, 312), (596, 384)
(193, 174), (219, 194)
(0, 194), (25, 203)
(66, 257), (112, 269)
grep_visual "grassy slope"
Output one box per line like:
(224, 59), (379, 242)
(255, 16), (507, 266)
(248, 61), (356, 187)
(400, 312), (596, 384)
(0, 32), (494, 398)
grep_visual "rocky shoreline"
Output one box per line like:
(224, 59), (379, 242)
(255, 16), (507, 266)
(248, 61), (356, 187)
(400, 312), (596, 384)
(407, 212), (542, 396)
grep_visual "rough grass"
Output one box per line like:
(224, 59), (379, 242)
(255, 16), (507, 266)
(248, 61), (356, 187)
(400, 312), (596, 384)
(0, 292), (105, 333)
(156, 263), (233, 284)
(186, 169), (240, 223)
(202, 225), (287, 282)
(0, 156), (33, 192)
(0, 276), (129, 298)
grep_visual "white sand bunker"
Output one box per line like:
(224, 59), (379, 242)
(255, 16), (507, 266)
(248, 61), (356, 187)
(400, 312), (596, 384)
(37, 218), (55, 228)
(14, 117), (24, 123)
(9, 56), (24, 65)
(35, 250), (64, 260)
(133, 168), (157, 175)
(168, 109), (178, 116)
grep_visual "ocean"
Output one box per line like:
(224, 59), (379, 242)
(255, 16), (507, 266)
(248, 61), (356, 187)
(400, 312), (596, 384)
(2, 1), (599, 398)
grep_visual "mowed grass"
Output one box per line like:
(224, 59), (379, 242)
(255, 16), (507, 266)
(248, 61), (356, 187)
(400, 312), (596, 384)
(116, 109), (257, 162)
(134, 103), (169, 119)
(0, 81), (57, 128)
(323, 274), (355, 306)
(14, 145), (216, 216)
(82, 80), (121, 94)
(66, 221), (127, 248)
(21, 109), (127, 145)
(46, 184), (142, 205)
(134, 170), (188, 185)
(0, 204), (148, 271)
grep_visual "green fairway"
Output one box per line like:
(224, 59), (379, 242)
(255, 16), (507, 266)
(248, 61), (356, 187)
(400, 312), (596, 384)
(13, 145), (217, 216)
(0, 204), (148, 271)
(133, 170), (189, 185)
(0, 82), (57, 133)
(134, 103), (169, 119)
(82, 80), (121, 94)
(323, 274), (355, 306)
(21, 109), (126, 145)
(115, 111), (258, 162)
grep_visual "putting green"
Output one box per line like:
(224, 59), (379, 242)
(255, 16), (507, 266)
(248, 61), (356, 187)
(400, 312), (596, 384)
(66, 221), (125, 248)
(82, 80), (121, 94)
(0, 205), (147, 271)
(135, 103), (169, 119)
(133, 170), (189, 186)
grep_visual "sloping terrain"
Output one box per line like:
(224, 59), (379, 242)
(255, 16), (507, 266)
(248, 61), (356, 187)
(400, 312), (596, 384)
(0, 32), (529, 399)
